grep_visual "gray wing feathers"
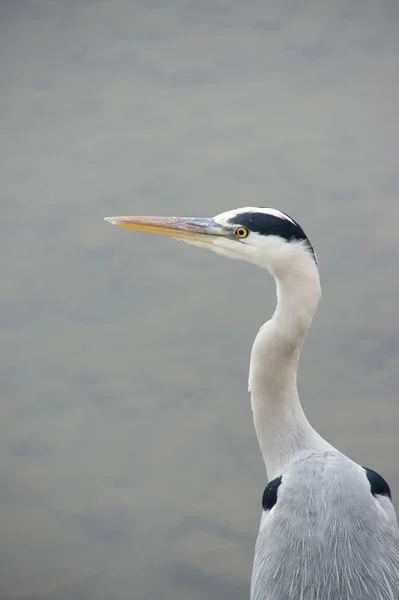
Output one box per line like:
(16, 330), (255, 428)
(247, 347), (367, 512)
(251, 451), (399, 600)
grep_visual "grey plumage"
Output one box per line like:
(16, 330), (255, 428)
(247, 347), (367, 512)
(252, 450), (399, 599)
(106, 206), (399, 599)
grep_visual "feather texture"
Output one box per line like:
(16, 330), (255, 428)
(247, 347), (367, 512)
(252, 451), (399, 599)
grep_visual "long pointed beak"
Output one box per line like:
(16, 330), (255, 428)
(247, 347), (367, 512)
(104, 215), (227, 241)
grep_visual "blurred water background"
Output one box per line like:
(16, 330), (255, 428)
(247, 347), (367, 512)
(1, 1), (399, 598)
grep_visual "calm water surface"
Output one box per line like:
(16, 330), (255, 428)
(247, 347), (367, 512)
(1, 1), (399, 598)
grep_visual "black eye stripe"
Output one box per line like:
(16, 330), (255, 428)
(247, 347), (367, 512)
(229, 212), (306, 239)
(228, 212), (316, 262)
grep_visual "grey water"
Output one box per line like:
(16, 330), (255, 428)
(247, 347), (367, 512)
(1, 1), (399, 598)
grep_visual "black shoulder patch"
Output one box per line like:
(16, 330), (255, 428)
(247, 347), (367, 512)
(227, 211), (316, 262)
(364, 467), (392, 499)
(262, 476), (282, 511)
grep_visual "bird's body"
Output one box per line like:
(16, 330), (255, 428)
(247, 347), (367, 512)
(106, 207), (399, 599)
(253, 451), (398, 599)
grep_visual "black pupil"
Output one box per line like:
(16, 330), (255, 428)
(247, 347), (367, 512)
(238, 228), (245, 237)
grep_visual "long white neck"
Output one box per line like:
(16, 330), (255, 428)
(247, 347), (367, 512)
(249, 252), (332, 479)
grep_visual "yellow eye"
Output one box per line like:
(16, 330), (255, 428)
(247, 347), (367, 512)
(235, 226), (249, 239)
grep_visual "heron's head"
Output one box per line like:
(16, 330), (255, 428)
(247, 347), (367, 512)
(105, 207), (317, 278)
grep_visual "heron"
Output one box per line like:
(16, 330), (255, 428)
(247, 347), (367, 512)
(105, 207), (399, 599)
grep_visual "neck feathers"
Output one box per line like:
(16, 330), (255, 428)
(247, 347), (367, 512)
(249, 249), (329, 478)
